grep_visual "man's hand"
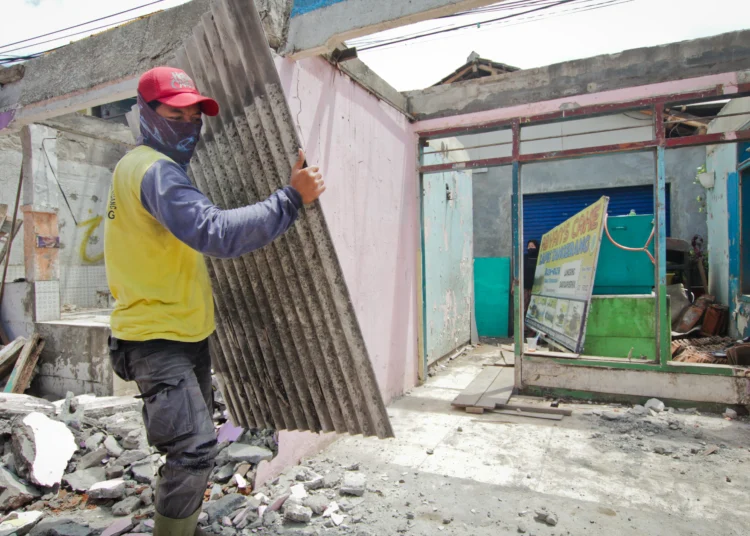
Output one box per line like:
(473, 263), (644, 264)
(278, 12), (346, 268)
(290, 149), (325, 205)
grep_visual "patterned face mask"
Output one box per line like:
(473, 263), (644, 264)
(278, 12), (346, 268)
(137, 92), (202, 167)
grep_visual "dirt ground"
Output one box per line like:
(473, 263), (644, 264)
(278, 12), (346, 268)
(257, 344), (750, 536)
(25, 344), (749, 536)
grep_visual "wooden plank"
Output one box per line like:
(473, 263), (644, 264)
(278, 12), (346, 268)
(500, 343), (579, 358)
(0, 337), (26, 378)
(501, 350), (515, 366)
(0, 206), (8, 226)
(452, 367), (501, 408)
(475, 366), (514, 409)
(4, 334), (40, 393)
(496, 404), (573, 416)
(6, 338), (45, 394)
(465, 407), (484, 414)
(492, 409), (564, 421)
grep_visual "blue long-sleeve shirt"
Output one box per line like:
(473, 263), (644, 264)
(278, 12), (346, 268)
(139, 159), (302, 258)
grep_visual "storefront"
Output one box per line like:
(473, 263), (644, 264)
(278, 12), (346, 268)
(416, 74), (750, 406)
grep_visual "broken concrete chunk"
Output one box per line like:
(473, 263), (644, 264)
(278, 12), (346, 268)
(129, 460), (155, 484)
(232, 506), (258, 530)
(630, 405), (647, 416)
(103, 412), (144, 439)
(84, 432), (105, 452)
(59, 393), (85, 430)
(78, 447), (108, 470)
(75, 397), (141, 419)
(0, 467), (41, 512)
(214, 464), (235, 484)
(284, 503), (313, 524)
(322, 473), (341, 489)
(106, 465), (125, 480)
(340, 473), (366, 497)
(0, 394), (55, 419)
(234, 473), (249, 490)
(724, 408), (738, 419)
(121, 430), (143, 451)
(303, 495), (329, 516)
(12, 412), (77, 487)
(140, 488), (153, 506)
(210, 484), (223, 501)
(0, 510), (44, 536)
(29, 519), (97, 536)
(88, 479), (126, 500)
(104, 436), (124, 458)
(219, 444), (273, 465)
(112, 496), (141, 516)
(117, 450), (148, 468)
(535, 510), (558, 526)
(645, 398), (665, 413)
(63, 467), (107, 492)
(601, 411), (624, 421)
(100, 518), (135, 536)
(205, 494), (246, 523)
(268, 493), (290, 512)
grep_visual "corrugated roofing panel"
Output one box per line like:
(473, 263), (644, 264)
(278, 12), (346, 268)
(174, 0), (393, 438)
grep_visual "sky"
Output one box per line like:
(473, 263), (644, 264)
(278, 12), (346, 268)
(3, 0), (750, 92)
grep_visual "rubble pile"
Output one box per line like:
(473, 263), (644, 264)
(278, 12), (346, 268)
(0, 391), (308, 536)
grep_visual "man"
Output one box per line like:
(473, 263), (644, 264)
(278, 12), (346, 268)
(104, 66), (325, 536)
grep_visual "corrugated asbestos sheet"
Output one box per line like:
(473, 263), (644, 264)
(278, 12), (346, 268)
(173, 0), (394, 438)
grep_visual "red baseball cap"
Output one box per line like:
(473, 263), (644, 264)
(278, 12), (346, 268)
(138, 66), (219, 117)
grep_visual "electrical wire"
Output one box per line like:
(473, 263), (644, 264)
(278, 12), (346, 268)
(0, 15), (144, 56)
(355, 0), (580, 51)
(0, 0), (168, 52)
(355, 0), (632, 50)
(351, 0), (632, 52)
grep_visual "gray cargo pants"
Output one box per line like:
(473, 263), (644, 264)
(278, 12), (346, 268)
(109, 337), (217, 519)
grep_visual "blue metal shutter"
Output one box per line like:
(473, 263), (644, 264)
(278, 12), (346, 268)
(523, 185), (671, 245)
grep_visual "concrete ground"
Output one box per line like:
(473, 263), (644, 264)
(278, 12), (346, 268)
(266, 343), (750, 536)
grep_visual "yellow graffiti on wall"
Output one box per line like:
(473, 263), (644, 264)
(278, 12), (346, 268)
(77, 215), (104, 264)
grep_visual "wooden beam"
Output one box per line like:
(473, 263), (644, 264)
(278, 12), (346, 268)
(0, 337), (27, 378)
(4, 334), (44, 394)
(452, 367), (501, 408)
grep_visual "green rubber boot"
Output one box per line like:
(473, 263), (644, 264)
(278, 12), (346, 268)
(153, 508), (201, 536)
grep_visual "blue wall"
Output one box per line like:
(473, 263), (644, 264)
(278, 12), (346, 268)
(291, 0), (348, 17)
(422, 170), (474, 363)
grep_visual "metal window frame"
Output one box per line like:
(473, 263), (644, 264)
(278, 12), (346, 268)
(415, 87), (750, 383)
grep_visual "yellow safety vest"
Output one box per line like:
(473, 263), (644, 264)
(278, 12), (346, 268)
(104, 145), (215, 342)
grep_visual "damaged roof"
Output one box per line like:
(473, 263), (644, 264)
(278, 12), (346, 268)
(433, 51), (519, 86)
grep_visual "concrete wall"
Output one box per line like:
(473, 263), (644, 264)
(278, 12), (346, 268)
(254, 55), (417, 485)
(406, 31), (750, 120)
(706, 97), (750, 335)
(275, 54), (419, 403)
(0, 133), (24, 271)
(283, 0), (497, 58)
(30, 318), (137, 399)
(422, 139), (474, 362)
(0, 126), (129, 309)
(472, 148), (707, 259)
(55, 131), (129, 309)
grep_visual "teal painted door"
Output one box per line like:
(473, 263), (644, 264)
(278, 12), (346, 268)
(422, 170), (474, 363)
(474, 257), (511, 337)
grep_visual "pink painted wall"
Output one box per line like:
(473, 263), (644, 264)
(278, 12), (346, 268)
(414, 71), (741, 134)
(257, 56), (418, 486)
(276, 55), (420, 403)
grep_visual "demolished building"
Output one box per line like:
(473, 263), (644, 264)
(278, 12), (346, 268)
(0, 0), (749, 498)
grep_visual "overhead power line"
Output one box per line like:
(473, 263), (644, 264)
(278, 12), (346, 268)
(356, 0), (580, 51)
(351, 0), (632, 52)
(0, 0), (168, 53)
(0, 15), (144, 56)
